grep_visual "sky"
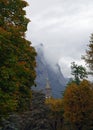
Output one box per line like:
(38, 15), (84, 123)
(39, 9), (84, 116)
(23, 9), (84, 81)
(25, 0), (93, 78)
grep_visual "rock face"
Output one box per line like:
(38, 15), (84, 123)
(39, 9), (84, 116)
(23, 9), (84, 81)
(33, 44), (68, 98)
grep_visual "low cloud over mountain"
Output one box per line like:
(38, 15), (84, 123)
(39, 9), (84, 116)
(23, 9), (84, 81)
(33, 44), (68, 98)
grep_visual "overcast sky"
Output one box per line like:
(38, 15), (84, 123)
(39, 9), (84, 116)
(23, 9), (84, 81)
(25, 0), (93, 78)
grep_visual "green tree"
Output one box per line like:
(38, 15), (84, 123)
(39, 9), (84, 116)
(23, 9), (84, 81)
(71, 62), (87, 85)
(82, 33), (93, 75)
(0, 0), (36, 117)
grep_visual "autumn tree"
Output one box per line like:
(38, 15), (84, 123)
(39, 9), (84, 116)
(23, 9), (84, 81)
(63, 80), (93, 130)
(46, 98), (64, 130)
(0, 0), (36, 117)
(83, 33), (93, 75)
(71, 62), (87, 85)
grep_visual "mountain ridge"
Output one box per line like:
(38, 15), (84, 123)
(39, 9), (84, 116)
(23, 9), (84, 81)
(33, 44), (68, 98)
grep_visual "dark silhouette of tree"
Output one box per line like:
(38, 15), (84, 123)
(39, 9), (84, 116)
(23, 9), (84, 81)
(82, 33), (93, 75)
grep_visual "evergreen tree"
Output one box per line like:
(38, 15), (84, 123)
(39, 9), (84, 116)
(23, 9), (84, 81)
(0, 0), (36, 116)
(71, 62), (87, 85)
(83, 33), (93, 75)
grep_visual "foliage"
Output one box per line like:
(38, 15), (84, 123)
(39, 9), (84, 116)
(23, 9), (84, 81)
(0, 0), (36, 119)
(28, 91), (51, 130)
(0, 89), (17, 115)
(1, 91), (51, 130)
(63, 80), (93, 130)
(82, 33), (93, 74)
(71, 62), (87, 85)
(46, 98), (63, 112)
(46, 98), (64, 130)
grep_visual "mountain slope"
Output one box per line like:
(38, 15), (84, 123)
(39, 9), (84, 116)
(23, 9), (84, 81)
(33, 44), (67, 98)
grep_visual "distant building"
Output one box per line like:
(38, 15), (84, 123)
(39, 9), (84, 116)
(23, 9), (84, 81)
(45, 79), (52, 98)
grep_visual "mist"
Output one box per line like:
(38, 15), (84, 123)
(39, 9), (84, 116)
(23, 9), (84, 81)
(26, 0), (93, 78)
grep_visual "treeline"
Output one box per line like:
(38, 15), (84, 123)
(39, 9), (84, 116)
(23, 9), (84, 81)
(46, 80), (93, 130)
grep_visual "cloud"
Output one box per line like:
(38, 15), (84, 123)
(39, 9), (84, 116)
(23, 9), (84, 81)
(26, 0), (93, 78)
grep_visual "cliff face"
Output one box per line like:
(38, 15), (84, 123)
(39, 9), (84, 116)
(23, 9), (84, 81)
(33, 44), (68, 98)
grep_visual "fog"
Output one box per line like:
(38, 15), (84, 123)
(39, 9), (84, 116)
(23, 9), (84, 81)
(25, 0), (93, 78)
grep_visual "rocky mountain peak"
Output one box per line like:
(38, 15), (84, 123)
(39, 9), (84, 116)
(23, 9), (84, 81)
(33, 44), (68, 98)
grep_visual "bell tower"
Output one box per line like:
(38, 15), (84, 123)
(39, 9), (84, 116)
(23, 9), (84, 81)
(45, 78), (51, 98)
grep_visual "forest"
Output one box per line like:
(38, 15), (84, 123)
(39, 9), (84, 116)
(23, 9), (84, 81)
(0, 0), (93, 130)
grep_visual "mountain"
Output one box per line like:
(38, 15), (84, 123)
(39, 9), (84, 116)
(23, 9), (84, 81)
(32, 44), (68, 98)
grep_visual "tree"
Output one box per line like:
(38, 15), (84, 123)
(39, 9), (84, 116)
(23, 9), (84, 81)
(0, 0), (36, 117)
(28, 91), (51, 130)
(0, 91), (51, 130)
(63, 80), (93, 130)
(46, 98), (64, 130)
(71, 62), (87, 85)
(82, 33), (93, 75)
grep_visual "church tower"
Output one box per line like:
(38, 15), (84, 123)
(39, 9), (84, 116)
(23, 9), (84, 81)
(45, 79), (52, 98)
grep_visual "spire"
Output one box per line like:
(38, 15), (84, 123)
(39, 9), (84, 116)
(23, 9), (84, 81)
(45, 78), (51, 98)
(46, 78), (51, 89)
